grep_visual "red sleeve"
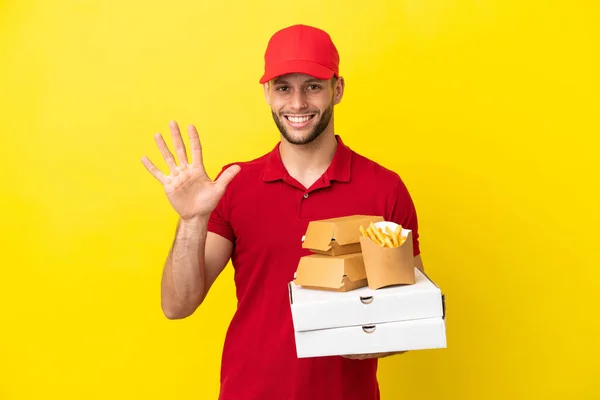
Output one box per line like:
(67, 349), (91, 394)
(207, 165), (235, 243)
(386, 176), (421, 256)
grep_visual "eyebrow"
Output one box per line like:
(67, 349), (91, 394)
(273, 78), (325, 85)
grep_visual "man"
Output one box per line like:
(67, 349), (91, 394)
(141, 24), (423, 400)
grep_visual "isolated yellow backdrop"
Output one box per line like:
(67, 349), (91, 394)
(1, 0), (599, 399)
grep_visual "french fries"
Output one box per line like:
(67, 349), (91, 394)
(360, 222), (408, 248)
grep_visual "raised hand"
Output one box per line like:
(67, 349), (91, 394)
(141, 121), (240, 221)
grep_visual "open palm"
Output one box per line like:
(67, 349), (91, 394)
(141, 121), (240, 220)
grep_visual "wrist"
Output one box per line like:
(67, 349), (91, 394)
(179, 214), (209, 229)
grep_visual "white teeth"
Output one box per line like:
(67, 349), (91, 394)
(287, 115), (311, 123)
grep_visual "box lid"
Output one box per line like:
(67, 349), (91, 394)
(302, 215), (384, 252)
(289, 267), (444, 332)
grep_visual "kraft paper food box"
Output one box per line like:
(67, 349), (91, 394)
(359, 220), (417, 289)
(301, 215), (385, 256)
(296, 215), (385, 292)
(297, 215), (417, 291)
(293, 253), (368, 292)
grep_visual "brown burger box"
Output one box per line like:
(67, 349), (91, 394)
(293, 253), (368, 292)
(301, 215), (385, 256)
(295, 215), (385, 292)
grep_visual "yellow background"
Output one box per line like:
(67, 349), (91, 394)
(1, 0), (599, 399)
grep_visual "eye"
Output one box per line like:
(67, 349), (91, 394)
(307, 84), (321, 91)
(276, 86), (289, 92)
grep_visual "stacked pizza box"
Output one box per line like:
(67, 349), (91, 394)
(289, 215), (447, 358)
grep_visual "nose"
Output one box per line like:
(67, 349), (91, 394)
(289, 90), (307, 111)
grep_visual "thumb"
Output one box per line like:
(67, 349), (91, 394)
(215, 164), (241, 191)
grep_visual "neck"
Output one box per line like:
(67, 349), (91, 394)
(279, 130), (338, 189)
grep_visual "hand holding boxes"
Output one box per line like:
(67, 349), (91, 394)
(289, 215), (447, 358)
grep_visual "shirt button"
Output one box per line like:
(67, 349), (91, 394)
(303, 193), (309, 199)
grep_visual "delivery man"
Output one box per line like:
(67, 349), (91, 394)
(141, 24), (424, 400)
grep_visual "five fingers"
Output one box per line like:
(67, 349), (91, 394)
(142, 120), (227, 186)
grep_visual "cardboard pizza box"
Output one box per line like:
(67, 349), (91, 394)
(289, 267), (444, 332)
(294, 316), (447, 358)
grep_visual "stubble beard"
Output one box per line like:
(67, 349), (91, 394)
(271, 101), (334, 146)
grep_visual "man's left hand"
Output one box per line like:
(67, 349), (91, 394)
(342, 351), (407, 360)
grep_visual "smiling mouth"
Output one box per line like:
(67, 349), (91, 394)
(284, 114), (316, 123)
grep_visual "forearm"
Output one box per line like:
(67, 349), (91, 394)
(161, 215), (209, 319)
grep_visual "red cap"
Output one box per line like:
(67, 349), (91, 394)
(259, 24), (340, 84)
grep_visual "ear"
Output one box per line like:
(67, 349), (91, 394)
(263, 82), (272, 105)
(333, 76), (345, 105)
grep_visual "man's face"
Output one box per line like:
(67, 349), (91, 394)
(264, 73), (343, 145)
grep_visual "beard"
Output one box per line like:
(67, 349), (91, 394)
(271, 101), (334, 145)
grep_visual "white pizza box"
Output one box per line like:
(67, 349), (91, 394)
(294, 316), (447, 358)
(289, 267), (445, 332)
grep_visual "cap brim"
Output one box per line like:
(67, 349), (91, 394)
(259, 60), (336, 84)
